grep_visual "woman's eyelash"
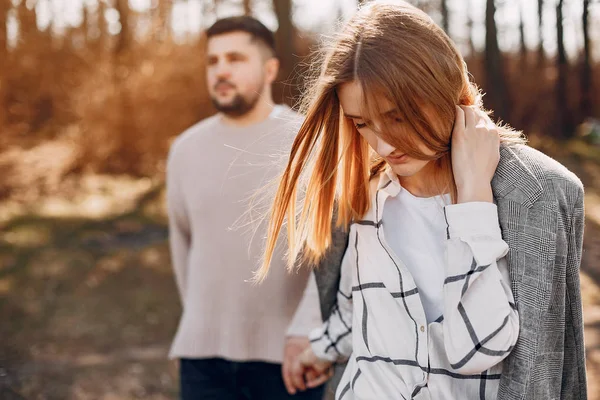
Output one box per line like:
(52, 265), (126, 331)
(355, 118), (402, 129)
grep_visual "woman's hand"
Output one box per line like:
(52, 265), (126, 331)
(284, 344), (334, 394)
(451, 106), (500, 204)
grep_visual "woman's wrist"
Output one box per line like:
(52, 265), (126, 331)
(456, 183), (493, 204)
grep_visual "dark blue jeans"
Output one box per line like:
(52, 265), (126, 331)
(180, 358), (326, 400)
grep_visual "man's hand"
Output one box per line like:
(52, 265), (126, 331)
(283, 336), (311, 395)
(282, 336), (333, 395)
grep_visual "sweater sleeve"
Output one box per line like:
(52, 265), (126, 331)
(308, 230), (354, 362)
(286, 272), (323, 337)
(167, 145), (191, 305)
(442, 202), (520, 374)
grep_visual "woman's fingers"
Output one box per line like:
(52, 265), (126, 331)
(306, 366), (334, 389)
(305, 369), (318, 382)
(451, 104), (500, 203)
(461, 105), (476, 130)
(453, 105), (465, 136)
(290, 359), (307, 392)
(282, 361), (296, 394)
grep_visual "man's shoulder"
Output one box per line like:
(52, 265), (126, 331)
(269, 105), (304, 134)
(169, 115), (220, 157)
(251, 106), (304, 151)
(274, 104), (303, 121)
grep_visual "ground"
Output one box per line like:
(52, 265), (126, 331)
(0, 137), (599, 399)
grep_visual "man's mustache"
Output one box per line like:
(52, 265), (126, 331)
(214, 80), (236, 91)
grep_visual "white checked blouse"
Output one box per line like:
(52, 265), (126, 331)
(309, 169), (520, 400)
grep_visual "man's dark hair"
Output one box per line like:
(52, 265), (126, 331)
(206, 16), (276, 57)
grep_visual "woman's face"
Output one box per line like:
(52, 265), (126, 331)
(337, 81), (436, 179)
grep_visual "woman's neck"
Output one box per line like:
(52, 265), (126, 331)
(397, 161), (449, 198)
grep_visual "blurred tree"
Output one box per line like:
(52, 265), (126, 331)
(555, 0), (571, 136)
(0, 0), (8, 57)
(272, 0), (294, 78)
(211, 0), (221, 18)
(110, 0), (139, 172)
(154, 0), (172, 41)
(484, 0), (508, 120)
(466, 0), (475, 56)
(537, 0), (544, 65)
(98, 0), (109, 49)
(16, 0), (39, 47)
(0, 0), (7, 136)
(82, 2), (91, 45)
(581, 0), (592, 118)
(243, 0), (252, 15)
(115, 0), (131, 55)
(519, 0), (526, 63)
(440, 0), (449, 34)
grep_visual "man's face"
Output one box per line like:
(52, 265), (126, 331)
(206, 32), (271, 117)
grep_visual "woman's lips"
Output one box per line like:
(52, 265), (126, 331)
(386, 154), (409, 164)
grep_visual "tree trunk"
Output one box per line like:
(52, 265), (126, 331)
(0, 0), (8, 134)
(154, 0), (172, 41)
(97, 0), (108, 48)
(272, 0), (294, 76)
(243, 0), (252, 15)
(82, 2), (90, 45)
(211, 0), (220, 19)
(581, 0), (592, 119)
(484, 0), (509, 120)
(17, 0), (39, 47)
(114, 0), (131, 55)
(556, 0), (571, 137)
(0, 0), (8, 56)
(112, 0), (138, 171)
(466, 0), (475, 56)
(537, 0), (544, 66)
(519, 1), (526, 63)
(441, 0), (449, 34)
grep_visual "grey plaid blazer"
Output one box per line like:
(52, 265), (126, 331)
(313, 144), (587, 400)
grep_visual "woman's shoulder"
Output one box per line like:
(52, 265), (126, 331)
(504, 144), (584, 204)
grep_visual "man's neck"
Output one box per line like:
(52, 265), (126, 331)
(221, 97), (276, 128)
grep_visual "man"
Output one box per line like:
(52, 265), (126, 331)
(166, 16), (323, 399)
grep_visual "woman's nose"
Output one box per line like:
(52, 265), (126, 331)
(375, 136), (396, 157)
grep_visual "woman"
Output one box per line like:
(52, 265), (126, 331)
(259, 2), (586, 399)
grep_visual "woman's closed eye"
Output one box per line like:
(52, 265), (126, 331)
(354, 116), (403, 131)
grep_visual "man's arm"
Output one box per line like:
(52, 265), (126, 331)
(166, 146), (191, 305)
(286, 272), (323, 336)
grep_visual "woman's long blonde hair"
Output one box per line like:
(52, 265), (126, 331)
(257, 0), (524, 280)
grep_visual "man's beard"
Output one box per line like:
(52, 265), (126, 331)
(211, 92), (261, 117)
(210, 79), (263, 117)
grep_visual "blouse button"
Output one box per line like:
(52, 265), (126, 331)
(420, 325), (425, 333)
